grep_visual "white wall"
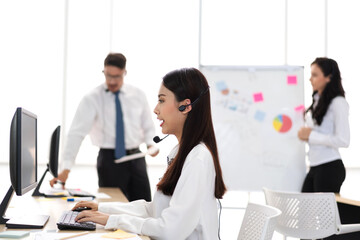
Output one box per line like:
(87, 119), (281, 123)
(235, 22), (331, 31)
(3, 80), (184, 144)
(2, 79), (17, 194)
(0, 1), (64, 165)
(0, 0), (359, 168)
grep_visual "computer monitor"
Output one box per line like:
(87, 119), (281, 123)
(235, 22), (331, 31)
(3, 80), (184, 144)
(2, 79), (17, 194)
(32, 125), (65, 197)
(49, 126), (60, 178)
(10, 108), (37, 195)
(0, 107), (49, 228)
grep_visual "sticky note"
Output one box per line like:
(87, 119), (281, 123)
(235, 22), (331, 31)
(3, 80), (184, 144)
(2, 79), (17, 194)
(254, 110), (266, 122)
(215, 81), (227, 91)
(102, 229), (136, 239)
(287, 75), (297, 85)
(228, 105), (237, 111)
(294, 104), (305, 112)
(253, 92), (264, 102)
(0, 231), (30, 238)
(216, 81), (229, 95)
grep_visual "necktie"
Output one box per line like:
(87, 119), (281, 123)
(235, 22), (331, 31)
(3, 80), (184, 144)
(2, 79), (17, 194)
(114, 91), (126, 159)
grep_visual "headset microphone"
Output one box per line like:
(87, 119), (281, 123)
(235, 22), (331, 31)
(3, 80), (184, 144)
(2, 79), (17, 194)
(178, 87), (210, 112)
(153, 135), (169, 143)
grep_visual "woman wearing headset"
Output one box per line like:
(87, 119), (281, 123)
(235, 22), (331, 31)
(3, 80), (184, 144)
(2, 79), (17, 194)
(73, 68), (227, 240)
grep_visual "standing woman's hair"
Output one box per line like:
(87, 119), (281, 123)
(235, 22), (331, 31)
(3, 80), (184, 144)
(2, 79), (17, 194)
(306, 57), (345, 125)
(157, 68), (227, 199)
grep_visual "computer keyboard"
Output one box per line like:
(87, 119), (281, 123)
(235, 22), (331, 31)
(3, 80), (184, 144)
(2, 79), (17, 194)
(67, 189), (96, 198)
(57, 211), (96, 230)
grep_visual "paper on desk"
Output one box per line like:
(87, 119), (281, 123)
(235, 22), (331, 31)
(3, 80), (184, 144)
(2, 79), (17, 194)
(34, 232), (141, 240)
(95, 192), (111, 199)
(102, 229), (137, 239)
(41, 188), (68, 197)
(46, 188), (68, 194)
(114, 146), (158, 164)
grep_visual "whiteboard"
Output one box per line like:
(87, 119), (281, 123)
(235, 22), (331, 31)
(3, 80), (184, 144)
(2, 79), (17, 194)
(200, 66), (306, 191)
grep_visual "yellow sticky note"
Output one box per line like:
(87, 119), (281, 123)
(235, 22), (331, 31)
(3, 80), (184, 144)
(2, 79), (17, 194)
(102, 229), (136, 239)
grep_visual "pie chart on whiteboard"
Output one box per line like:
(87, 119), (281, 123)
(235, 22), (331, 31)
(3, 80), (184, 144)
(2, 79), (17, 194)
(273, 114), (292, 133)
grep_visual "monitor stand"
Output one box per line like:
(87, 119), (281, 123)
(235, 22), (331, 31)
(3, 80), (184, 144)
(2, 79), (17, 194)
(0, 186), (13, 224)
(32, 164), (66, 198)
(1, 185), (50, 228)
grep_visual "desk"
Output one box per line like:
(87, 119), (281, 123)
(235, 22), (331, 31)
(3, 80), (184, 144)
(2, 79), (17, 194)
(0, 187), (150, 240)
(336, 194), (360, 207)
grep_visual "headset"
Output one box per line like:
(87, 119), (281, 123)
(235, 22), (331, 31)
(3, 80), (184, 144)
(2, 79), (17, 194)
(153, 134), (169, 143)
(178, 87), (209, 112)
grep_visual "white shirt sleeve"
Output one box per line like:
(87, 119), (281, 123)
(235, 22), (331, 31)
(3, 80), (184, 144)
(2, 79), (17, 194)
(104, 147), (215, 239)
(99, 199), (153, 217)
(139, 93), (156, 146)
(61, 95), (97, 170)
(309, 97), (350, 148)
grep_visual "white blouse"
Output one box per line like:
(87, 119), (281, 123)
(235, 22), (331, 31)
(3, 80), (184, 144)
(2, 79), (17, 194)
(99, 143), (219, 240)
(306, 94), (350, 166)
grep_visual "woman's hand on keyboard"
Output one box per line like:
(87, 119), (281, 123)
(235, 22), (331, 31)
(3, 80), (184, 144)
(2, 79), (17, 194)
(72, 201), (98, 211)
(75, 210), (109, 226)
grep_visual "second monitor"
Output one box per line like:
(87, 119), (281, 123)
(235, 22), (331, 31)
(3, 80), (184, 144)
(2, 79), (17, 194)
(32, 125), (65, 197)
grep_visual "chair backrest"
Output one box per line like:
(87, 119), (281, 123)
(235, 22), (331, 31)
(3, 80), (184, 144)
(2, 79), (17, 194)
(263, 188), (341, 239)
(237, 202), (282, 240)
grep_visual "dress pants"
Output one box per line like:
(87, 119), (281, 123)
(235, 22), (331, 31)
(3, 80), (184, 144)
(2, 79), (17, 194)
(96, 148), (152, 202)
(301, 159), (346, 193)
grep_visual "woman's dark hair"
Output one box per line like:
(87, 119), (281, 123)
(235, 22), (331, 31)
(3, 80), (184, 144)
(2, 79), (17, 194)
(306, 57), (345, 125)
(156, 68), (227, 199)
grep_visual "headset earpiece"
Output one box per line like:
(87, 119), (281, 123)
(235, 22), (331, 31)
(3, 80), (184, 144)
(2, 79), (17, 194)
(178, 105), (187, 112)
(178, 87), (210, 112)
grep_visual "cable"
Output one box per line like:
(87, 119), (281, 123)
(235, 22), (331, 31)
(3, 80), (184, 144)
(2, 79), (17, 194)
(217, 198), (222, 240)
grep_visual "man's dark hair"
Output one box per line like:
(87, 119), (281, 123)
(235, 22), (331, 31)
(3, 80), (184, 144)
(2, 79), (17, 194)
(104, 53), (126, 69)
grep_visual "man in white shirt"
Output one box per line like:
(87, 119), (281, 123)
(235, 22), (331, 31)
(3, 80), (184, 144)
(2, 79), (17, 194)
(50, 53), (158, 201)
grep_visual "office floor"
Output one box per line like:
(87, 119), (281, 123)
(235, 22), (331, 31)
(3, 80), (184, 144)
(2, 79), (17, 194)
(1, 163), (360, 239)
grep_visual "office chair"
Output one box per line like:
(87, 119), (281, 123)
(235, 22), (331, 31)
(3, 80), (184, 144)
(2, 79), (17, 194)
(237, 202), (282, 240)
(263, 188), (360, 240)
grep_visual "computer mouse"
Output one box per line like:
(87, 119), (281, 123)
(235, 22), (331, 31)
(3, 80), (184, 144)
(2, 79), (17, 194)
(73, 207), (91, 212)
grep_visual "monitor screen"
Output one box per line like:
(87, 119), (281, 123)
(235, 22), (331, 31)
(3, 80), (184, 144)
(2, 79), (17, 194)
(9, 107), (37, 196)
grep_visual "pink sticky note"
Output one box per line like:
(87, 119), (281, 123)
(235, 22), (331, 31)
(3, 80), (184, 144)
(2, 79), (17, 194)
(287, 75), (297, 85)
(294, 105), (305, 112)
(253, 92), (264, 102)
